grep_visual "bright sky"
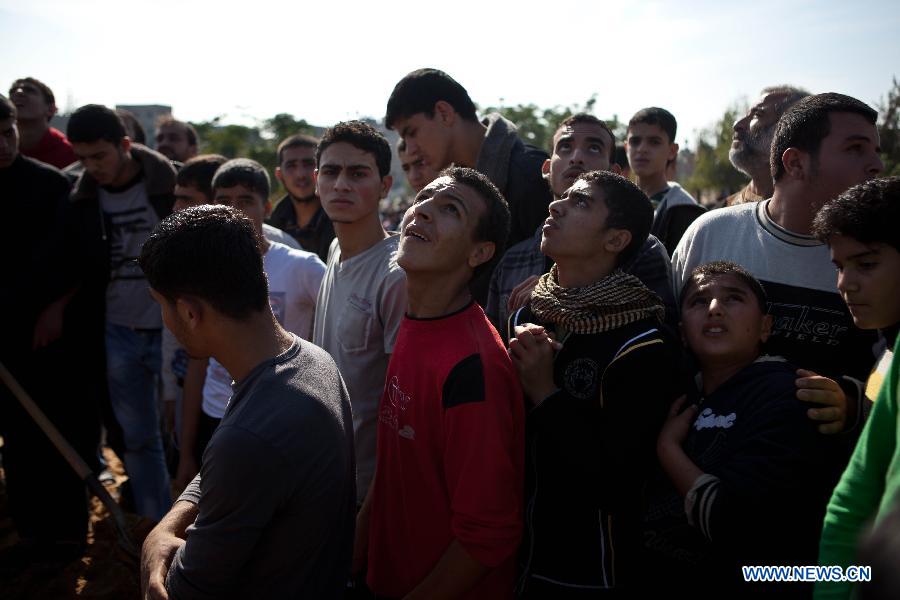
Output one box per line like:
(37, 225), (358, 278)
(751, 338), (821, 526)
(2, 0), (898, 147)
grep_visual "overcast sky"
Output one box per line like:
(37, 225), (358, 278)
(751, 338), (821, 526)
(2, 0), (898, 147)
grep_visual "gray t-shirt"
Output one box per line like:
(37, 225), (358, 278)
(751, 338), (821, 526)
(167, 336), (356, 599)
(312, 234), (406, 504)
(99, 177), (161, 328)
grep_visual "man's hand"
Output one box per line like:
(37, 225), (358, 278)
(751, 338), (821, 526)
(507, 275), (539, 315)
(140, 501), (197, 600)
(657, 395), (697, 454)
(508, 323), (560, 406)
(795, 369), (846, 434)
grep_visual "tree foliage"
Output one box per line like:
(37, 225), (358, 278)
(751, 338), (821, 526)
(481, 94), (625, 152)
(683, 105), (749, 201)
(877, 77), (900, 177)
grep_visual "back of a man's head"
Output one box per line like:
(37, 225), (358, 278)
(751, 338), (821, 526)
(385, 68), (478, 130)
(770, 92), (878, 182)
(177, 154), (228, 201)
(67, 104), (126, 144)
(212, 158), (271, 198)
(156, 116), (198, 146)
(138, 204), (269, 319)
(577, 170), (653, 266)
(316, 120), (392, 177)
(116, 109), (146, 144)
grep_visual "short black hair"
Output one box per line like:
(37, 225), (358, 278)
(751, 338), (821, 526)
(316, 120), (392, 178)
(67, 104), (126, 144)
(554, 113), (616, 162)
(770, 92), (878, 182)
(211, 158), (271, 199)
(9, 77), (55, 107)
(813, 177), (900, 252)
(138, 205), (269, 320)
(575, 170), (653, 266)
(177, 154), (228, 201)
(156, 116), (198, 147)
(276, 133), (318, 165)
(680, 261), (768, 313)
(614, 144), (629, 171)
(116, 109), (146, 144)
(385, 68), (478, 130)
(438, 166), (510, 281)
(628, 107), (677, 143)
(0, 94), (16, 120)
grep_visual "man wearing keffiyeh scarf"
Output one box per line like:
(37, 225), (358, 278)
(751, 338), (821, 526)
(508, 170), (685, 598)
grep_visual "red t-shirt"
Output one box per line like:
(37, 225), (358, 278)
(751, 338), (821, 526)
(21, 127), (77, 170)
(367, 302), (524, 599)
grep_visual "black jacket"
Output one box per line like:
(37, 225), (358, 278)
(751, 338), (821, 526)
(266, 195), (335, 262)
(509, 307), (684, 596)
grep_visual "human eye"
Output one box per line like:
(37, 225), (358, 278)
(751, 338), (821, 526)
(589, 143), (602, 153)
(557, 141), (572, 153)
(858, 260), (879, 271)
(442, 202), (460, 214)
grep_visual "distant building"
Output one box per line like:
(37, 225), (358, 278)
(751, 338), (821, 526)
(116, 104), (172, 149)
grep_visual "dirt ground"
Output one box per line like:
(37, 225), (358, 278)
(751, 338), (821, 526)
(0, 448), (153, 600)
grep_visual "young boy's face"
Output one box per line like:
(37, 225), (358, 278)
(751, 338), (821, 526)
(681, 273), (771, 366)
(214, 184), (268, 235)
(626, 122), (677, 179)
(315, 142), (390, 225)
(173, 183), (210, 212)
(830, 234), (900, 330)
(543, 122), (615, 198)
(541, 178), (622, 264)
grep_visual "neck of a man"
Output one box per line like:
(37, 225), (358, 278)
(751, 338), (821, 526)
(291, 194), (320, 228)
(555, 255), (616, 289)
(333, 215), (389, 261)
(450, 119), (488, 168)
(16, 117), (49, 151)
(213, 311), (294, 383)
(700, 355), (755, 396)
(110, 154), (141, 188)
(767, 183), (817, 235)
(406, 269), (472, 319)
(637, 172), (669, 198)
(747, 164), (774, 199)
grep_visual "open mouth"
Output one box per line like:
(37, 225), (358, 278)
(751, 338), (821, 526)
(404, 226), (429, 242)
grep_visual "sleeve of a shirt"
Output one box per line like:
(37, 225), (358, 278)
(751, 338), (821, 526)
(816, 341), (899, 600)
(301, 253), (327, 306)
(379, 267), (407, 354)
(165, 425), (289, 600)
(441, 354), (523, 568)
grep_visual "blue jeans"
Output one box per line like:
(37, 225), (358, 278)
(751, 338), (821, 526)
(105, 322), (171, 520)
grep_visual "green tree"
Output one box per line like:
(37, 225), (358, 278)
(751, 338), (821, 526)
(877, 77), (900, 177)
(684, 105), (749, 201)
(480, 94), (624, 152)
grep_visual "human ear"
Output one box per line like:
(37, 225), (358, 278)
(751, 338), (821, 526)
(434, 101), (456, 127)
(541, 158), (551, 181)
(604, 229), (632, 255)
(275, 166), (284, 184)
(381, 175), (394, 198)
(610, 163), (623, 175)
(668, 142), (679, 161)
(175, 297), (202, 330)
(781, 148), (808, 180)
(468, 241), (496, 270)
(121, 136), (132, 154)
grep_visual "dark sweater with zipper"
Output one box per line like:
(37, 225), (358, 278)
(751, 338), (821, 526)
(643, 358), (834, 598)
(509, 306), (684, 597)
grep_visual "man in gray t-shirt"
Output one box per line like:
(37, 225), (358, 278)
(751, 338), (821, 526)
(312, 121), (407, 504)
(139, 205), (355, 599)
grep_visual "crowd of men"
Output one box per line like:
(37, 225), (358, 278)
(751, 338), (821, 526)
(1, 68), (899, 599)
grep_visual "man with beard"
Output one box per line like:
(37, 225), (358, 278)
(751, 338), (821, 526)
(154, 117), (198, 164)
(673, 93), (884, 439)
(726, 86), (809, 206)
(268, 134), (335, 262)
(485, 114), (676, 330)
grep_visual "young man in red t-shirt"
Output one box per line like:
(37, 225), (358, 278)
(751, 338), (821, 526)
(354, 166), (524, 599)
(8, 77), (77, 169)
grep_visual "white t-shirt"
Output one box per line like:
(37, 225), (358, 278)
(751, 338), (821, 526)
(312, 235), (407, 503)
(202, 241), (326, 419)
